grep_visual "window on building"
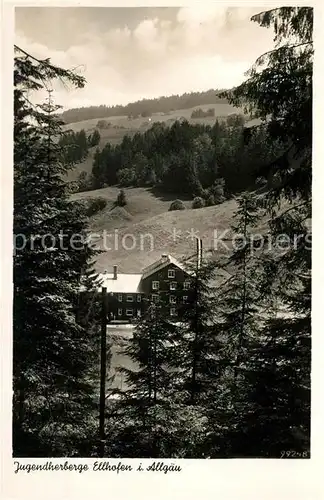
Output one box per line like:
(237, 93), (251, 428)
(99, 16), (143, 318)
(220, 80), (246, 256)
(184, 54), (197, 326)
(170, 307), (177, 316)
(168, 269), (175, 278)
(152, 281), (159, 290)
(137, 294), (141, 302)
(183, 296), (188, 304)
(126, 309), (133, 316)
(170, 282), (177, 290)
(118, 308), (123, 316)
(169, 295), (176, 304)
(151, 294), (159, 303)
(118, 294), (123, 302)
(126, 295), (133, 302)
(184, 281), (191, 290)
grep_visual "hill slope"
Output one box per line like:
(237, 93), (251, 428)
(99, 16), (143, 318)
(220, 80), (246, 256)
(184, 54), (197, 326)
(61, 88), (230, 124)
(71, 186), (192, 231)
(92, 199), (238, 273)
(72, 183), (289, 277)
(72, 186), (239, 272)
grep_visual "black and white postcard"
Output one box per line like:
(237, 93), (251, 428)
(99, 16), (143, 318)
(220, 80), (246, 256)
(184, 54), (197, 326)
(1, 1), (322, 499)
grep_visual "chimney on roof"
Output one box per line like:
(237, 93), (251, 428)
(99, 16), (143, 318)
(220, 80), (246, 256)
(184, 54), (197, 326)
(161, 254), (168, 260)
(113, 265), (118, 280)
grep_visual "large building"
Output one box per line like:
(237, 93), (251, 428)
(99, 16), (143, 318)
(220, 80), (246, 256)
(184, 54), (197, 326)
(99, 254), (194, 321)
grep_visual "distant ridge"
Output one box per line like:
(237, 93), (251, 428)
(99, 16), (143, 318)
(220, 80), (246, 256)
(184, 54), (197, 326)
(61, 88), (229, 124)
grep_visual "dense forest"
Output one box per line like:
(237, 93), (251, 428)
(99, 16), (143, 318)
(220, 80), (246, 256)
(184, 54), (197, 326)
(84, 114), (282, 201)
(13, 6), (312, 458)
(59, 127), (100, 164)
(60, 88), (228, 124)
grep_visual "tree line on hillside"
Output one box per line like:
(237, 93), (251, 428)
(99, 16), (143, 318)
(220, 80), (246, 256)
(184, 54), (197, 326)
(60, 89), (229, 124)
(191, 107), (215, 118)
(59, 128), (100, 165)
(13, 5), (312, 458)
(88, 113), (283, 201)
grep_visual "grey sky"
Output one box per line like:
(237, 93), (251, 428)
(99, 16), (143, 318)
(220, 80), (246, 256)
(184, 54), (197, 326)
(15, 6), (274, 110)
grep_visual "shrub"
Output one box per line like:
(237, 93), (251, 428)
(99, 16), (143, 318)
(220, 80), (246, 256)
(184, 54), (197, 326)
(211, 178), (226, 204)
(214, 192), (225, 204)
(66, 180), (79, 194)
(191, 108), (215, 119)
(116, 189), (127, 207)
(169, 199), (186, 211)
(96, 120), (110, 129)
(192, 197), (205, 209)
(77, 171), (92, 192)
(117, 168), (136, 187)
(205, 193), (215, 207)
(86, 197), (107, 217)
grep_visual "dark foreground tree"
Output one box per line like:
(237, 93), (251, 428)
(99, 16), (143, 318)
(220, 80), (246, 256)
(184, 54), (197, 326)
(13, 46), (101, 457)
(106, 299), (207, 458)
(223, 6), (312, 456)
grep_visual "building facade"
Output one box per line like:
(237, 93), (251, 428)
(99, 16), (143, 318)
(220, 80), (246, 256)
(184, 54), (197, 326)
(101, 254), (194, 322)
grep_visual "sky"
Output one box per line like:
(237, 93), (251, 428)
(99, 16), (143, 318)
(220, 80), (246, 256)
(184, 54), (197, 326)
(15, 6), (275, 110)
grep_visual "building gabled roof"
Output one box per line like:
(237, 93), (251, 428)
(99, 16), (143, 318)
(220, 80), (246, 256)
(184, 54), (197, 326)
(98, 272), (143, 294)
(141, 254), (191, 280)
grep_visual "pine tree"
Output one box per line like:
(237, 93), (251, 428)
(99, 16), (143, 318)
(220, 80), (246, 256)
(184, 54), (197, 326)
(116, 189), (127, 207)
(222, 7), (312, 456)
(77, 129), (88, 159)
(92, 147), (104, 188)
(202, 194), (266, 457)
(89, 128), (101, 147)
(240, 201), (311, 457)
(106, 298), (207, 458)
(13, 46), (101, 457)
(107, 299), (175, 457)
(156, 255), (238, 458)
(222, 196), (261, 378)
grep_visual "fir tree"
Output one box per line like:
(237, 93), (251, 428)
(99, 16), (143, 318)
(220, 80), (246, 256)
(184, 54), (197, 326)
(13, 46), (101, 457)
(76, 129), (88, 159)
(109, 299), (176, 457)
(222, 7), (312, 456)
(88, 128), (101, 147)
(160, 258), (220, 403)
(92, 147), (104, 188)
(106, 298), (207, 458)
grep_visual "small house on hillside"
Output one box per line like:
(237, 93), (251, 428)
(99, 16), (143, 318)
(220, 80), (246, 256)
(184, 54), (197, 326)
(99, 254), (194, 321)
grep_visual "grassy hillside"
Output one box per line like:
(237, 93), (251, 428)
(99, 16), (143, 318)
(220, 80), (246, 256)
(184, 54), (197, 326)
(92, 200), (239, 273)
(65, 102), (244, 134)
(71, 183), (283, 275)
(71, 185), (238, 273)
(71, 186), (193, 231)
